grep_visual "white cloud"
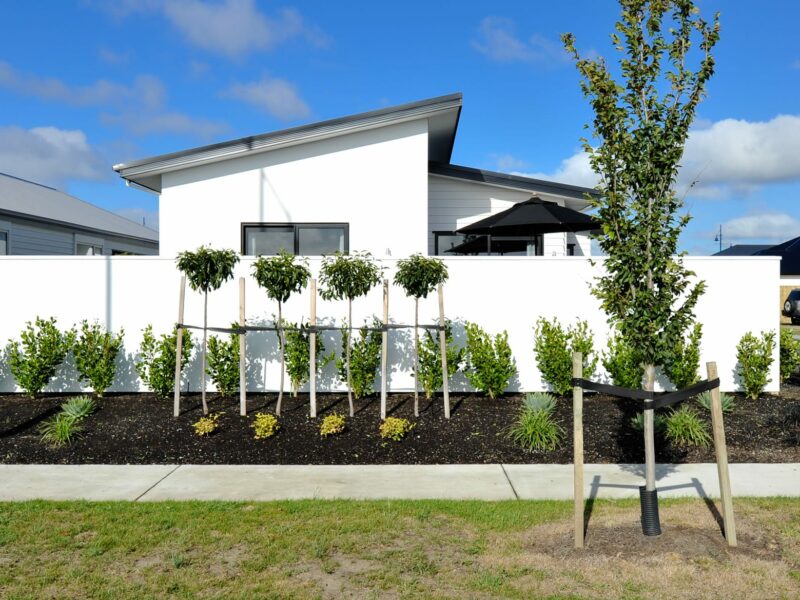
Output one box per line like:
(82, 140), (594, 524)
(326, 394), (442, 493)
(472, 16), (568, 64)
(99, 48), (130, 65)
(101, 111), (228, 138)
(490, 153), (527, 171)
(723, 213), (800, 242)
(0, 126), (107, 187)
(224, 76), (310, 121)
(90, 0), (329, 57)
(522, 114), (800, 196)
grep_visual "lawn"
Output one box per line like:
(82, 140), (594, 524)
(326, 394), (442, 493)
(1, 498), (798, 599)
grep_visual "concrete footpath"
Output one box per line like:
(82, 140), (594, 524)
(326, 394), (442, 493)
(1, 463), (798, 502)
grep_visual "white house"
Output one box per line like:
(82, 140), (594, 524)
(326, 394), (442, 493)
(113, 93), (595, 259)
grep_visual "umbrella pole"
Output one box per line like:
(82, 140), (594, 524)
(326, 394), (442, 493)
(487, 234), (491, 255)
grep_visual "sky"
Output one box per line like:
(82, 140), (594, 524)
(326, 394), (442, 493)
(0, 0), (798, 254)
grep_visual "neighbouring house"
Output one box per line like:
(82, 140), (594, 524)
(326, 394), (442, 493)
(113, 93), (595, 259)
(0, 172), (158, 256)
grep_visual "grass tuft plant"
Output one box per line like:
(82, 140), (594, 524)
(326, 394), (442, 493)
(630, 411), (667, 434)
(379, 417), (414, 441)
(696, 390), (735, 413)
(508, 407), (563, 452)
(252, 413), (280, 439)
(665, 405), (711, 448)
(39, 413), (84, 448)
(522, 392), (557, 413)
(319, 413), (346, 437)
(60, 395), (96, 421)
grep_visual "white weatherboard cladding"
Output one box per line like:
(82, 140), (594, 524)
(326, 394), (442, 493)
(159, 119), (429, 258)
(0, 256), (779, 394)
(427, 175), (587, 256)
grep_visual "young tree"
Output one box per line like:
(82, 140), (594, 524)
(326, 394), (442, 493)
(176, 246), (239, 414)
(394, 254), (449, 416)
(73, 320), (124, 397)
(319, 252), (383, 416)
(563, 0), (719, 529)
(251, 251), (311, 415)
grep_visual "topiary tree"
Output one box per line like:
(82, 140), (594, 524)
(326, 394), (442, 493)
(563, 0), (719, 529)
(176, 246), (239, 414)
(394, 254), (449, 416)
(319, 251), (383, 416)
(251, 251), (311, 415)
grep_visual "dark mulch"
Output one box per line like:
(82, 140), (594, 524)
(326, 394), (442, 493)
(2, 385), (799, 464)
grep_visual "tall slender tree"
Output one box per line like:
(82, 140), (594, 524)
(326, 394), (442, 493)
(176, 246), (239, 414)
(252, 250), (311, 416)
(562, 0), (719, 532)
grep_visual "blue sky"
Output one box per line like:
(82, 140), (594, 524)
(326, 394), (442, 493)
(1, 0), (798, 254)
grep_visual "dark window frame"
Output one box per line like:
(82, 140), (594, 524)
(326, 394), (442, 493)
(0, 229), (8, 255)
(241, 222), (349, 256)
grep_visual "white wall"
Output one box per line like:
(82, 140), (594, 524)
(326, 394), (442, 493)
(0, 256), (780, 395)
(159, 119), (430, 258)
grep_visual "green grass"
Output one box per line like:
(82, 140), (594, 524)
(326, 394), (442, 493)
(0, 498), (798, 599)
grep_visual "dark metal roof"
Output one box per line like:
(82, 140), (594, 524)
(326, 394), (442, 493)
(429, 162), (598, 201)
(755, 236), (800, 275)
(712, 244), (772, 256)
(114, 93), (463, 192)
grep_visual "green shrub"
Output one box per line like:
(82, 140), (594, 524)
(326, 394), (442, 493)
(630, 411), (667, 434)
(665, 405), (711, 448)
(664, 323), (702, 390)
(463, 322), (516, 399)
(72, 320), (124, 396)
(508, 406), (563, 452)
(7, 317), (74, 399)
(379, 417), (414, 441)
(780, 328), (800, 383)
(136, 325), (194, 398)
(696, 390), (735, 413)
(337, 318), (382, 400)
(60, 395), (96, 421)
(602, 331), (644, 388)
(206, 329), (239, 397)
(533, 318), (597, 395)
(418, 321), (462, 399)
(284, 322), (330, 396)
(320, 413), (346, 437)
(522, 392), (557, 413)
(736, 330), (776, 400)
(252, 412), (280, 439)
(193, 413), (221, 437)
(40, 413), (83, 448)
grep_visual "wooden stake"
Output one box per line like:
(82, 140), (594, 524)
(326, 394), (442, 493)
(380, 279), (389, 420)
(201, 292), (209, 415)
(413, 297), (420, 417)
(276, 303), (284, 416)
(309, 279), (317, 418)
(438, 284), (450, 419)
(239, 277), (246, 416)
(707, 361), (737, 547)
(346, 300), (354, 417)
(643, 364), (656, 491)
(573, 352), (584, 549)
(173, 276), (186, 417)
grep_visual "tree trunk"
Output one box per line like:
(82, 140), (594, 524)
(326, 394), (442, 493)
(276, 302), (285, 416)
(643, 364), (656, 491)
(413, 297), (420, 417)
(201, 291), (209, 415)
(347, 300), (354, 417)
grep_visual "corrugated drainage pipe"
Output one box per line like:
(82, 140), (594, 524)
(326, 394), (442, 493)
(639, 486), (662, 536)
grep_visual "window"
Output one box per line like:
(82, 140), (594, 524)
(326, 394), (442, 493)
(433, 232), (466, 256)
(567, 243), (576, 256)
(242, 223), (348, 256)
(76, 243), (103, 256)
(0, 231), (7, 255)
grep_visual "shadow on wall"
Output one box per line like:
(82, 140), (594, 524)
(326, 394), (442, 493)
(45, 352), (79, 394)
(0, 346), (14, 391)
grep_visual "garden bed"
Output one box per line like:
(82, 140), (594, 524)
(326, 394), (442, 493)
(2, 383), (799, 464)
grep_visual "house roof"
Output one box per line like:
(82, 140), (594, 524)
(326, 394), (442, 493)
(114, 93), (463, 193)
(713, 244), (772, 256)
(755, 235), (800, 276)
(0, 172), (159, 243)
(429, 162), (598, 203)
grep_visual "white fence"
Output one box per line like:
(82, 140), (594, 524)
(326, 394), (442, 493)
(0, 255), (781, 394)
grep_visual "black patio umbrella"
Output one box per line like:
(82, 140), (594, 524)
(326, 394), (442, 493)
(457, 197), (599, 237)
(444, 236), (529, 255)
